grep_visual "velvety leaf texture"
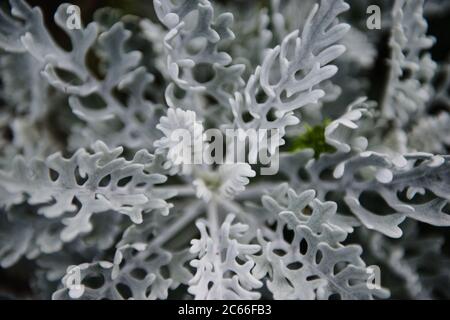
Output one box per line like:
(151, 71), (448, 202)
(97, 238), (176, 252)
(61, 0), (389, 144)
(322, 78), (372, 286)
(0, 0), (449, 300)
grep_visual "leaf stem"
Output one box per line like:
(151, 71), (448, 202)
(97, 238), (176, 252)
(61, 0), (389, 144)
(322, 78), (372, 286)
(149, 200), (204, 249)
(153, 185), (196, 197)
(217, 198), (275, 240)
(207, 197), (219, 239)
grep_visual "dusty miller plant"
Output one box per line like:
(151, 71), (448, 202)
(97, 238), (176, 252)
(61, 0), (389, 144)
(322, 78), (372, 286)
(0, 0), (449, 300)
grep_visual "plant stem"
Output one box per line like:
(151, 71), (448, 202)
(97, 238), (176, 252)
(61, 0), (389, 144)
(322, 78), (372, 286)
(149, 200), (204, 249)
(234, 182), (278, 200)
(154, 185), (196, 197)
(207, 197), (219, 239)
(217, 198), (275, 240)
